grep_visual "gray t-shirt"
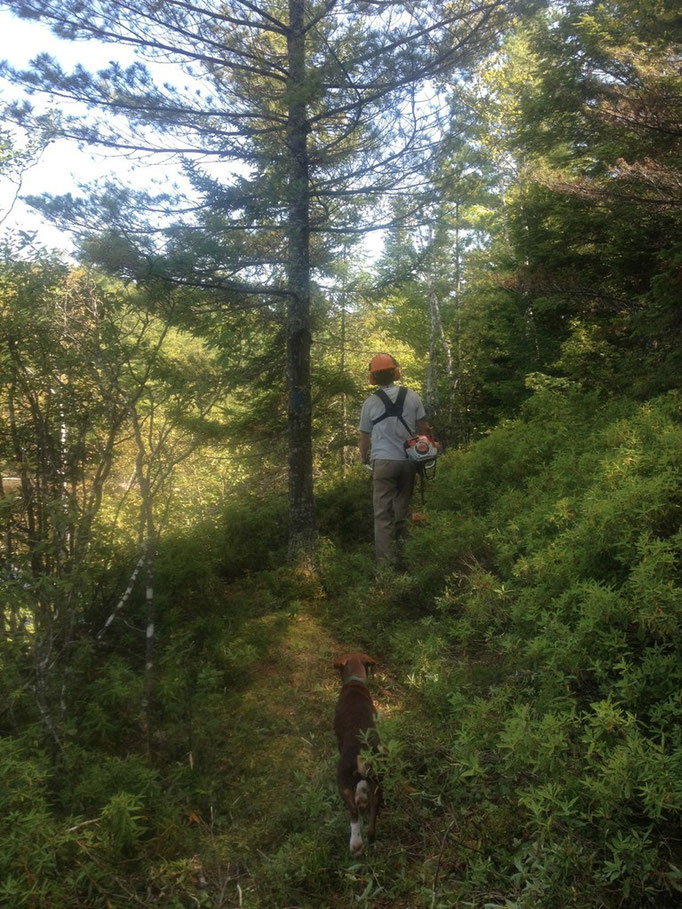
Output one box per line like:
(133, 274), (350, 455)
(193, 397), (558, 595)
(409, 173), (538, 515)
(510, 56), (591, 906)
(358, 384), (427, 461)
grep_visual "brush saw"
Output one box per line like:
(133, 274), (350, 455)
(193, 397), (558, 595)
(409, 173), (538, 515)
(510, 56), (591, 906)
(404, 435), (439, 507)
(404, 435), (439, 476)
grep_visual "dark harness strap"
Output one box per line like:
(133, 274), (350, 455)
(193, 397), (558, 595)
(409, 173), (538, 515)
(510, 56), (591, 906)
(371, 387), (414, 437)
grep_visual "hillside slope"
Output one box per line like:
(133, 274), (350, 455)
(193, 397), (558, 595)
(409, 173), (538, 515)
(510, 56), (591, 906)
(3, 386), (681, 908)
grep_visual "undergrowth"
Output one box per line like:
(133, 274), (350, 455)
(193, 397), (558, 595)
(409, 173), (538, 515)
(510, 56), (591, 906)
(319, 387), (682, 908)
(2, 386), (681, 907)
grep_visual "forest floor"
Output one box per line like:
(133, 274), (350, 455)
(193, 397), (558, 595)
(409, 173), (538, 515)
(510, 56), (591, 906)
(192, 587), (445, 909)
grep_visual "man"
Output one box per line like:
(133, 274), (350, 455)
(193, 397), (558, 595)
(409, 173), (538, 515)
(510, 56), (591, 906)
(358, 353), (433, 568)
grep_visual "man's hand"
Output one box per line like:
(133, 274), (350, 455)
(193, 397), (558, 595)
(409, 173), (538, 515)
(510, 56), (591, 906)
(358, 430), (371, 466)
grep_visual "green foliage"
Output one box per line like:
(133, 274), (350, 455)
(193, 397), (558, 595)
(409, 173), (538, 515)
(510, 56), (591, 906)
(220, 494), (288, 577)
(100, 792), (146, 857)
(0, 3), (680, 905)
(375, 387), (682, 906)
(428, 0), (682, 438)
(0, 740), (61, 907)
(316, 471), (374, 547)
(2, 379), (681, 907)
(0, 738), (156, 906)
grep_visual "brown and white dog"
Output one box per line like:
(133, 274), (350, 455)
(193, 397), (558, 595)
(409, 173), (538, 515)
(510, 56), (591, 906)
(333, 652), (381, 855)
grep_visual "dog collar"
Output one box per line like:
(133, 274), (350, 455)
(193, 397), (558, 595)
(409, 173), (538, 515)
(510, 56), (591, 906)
(344, 674), (367, 685)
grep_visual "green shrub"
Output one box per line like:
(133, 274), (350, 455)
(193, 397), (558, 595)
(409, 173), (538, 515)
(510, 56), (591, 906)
(339, 389), (681, 905)
(220, 494), (288, 577)
(316, 470), (374, 547)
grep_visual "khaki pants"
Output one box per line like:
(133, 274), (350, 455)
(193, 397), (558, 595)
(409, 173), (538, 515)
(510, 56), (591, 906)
(372, 459), (417, 565)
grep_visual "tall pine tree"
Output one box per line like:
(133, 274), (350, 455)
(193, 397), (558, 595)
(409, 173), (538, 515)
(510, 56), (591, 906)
(3, 0), (531, 558)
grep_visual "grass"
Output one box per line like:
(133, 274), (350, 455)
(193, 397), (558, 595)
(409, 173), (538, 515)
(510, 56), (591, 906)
(184, 589), (443, 909)
(5, 388), (681, 907)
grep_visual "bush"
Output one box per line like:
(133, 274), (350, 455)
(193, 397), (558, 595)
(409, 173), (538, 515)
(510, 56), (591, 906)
(405, 389), (682, 906)
(220, 494), (288, 577)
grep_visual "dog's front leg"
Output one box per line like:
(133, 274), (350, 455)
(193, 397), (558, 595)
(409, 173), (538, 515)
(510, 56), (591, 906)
(342, 787), (363, 855)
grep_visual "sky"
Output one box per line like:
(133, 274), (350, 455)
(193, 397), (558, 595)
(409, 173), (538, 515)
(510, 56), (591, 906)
(0, 8), (384, 262)
(0, 10), (189, 255)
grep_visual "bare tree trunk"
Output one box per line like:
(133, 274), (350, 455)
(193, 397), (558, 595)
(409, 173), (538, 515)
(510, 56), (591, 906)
(426, 285), (457, 447)
(0, 475), (14, 628)
(500, 174), (510, 246)
(518, 176), (540, 363)
(7, 367), (61, 744)
(340, 299), (348, 478)
(452, 200), (464, 444)
(97, 546), (147, 641)
(129, 407), (157, 749)
(8, 373), (41, 577)
(426, 288), (439, 421)
(141, 530), (155, 752)
(286, 0), (315, 564)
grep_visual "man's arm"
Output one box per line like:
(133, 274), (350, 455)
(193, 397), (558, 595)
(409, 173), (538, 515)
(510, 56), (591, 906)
(359, 430), (371, 464)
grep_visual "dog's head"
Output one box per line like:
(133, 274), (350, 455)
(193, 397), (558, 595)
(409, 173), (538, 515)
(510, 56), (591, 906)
(333, 652), (376, 684)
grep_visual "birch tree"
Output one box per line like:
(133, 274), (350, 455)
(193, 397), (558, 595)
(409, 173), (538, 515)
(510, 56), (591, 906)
(0, 259), (228, 743)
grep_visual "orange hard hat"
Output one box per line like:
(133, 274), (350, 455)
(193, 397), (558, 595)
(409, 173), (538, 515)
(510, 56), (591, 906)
(368, 353), (401, 384)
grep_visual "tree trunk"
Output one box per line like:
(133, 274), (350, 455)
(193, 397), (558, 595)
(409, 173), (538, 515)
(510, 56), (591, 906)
(129, 406), (157, 748)
(426, 288), (439, 421)
(286, 0), (316, 564)
(427, 284), (457, 448)
(340, 301), (348, 478)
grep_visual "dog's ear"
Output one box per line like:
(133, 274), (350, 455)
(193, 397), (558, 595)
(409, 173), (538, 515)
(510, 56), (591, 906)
(360, 654), (377, 674)
(333, 654), (349, 672)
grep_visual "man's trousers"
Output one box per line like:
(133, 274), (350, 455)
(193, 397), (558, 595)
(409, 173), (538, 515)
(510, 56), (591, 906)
(372, 459), (417, 565)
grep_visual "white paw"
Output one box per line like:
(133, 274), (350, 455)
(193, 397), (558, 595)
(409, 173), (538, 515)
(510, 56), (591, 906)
(349, 821), (364, 855)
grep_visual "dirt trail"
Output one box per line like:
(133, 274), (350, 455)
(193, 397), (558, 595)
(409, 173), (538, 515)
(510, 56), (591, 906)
(205, 600), (415, 907)
(228, 602), (405, 771)
(213, 608), (347, 837)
